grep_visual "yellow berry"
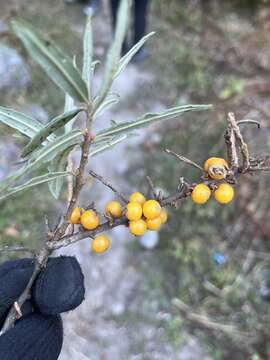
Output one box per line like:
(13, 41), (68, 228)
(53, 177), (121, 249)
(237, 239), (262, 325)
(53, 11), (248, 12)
(129, 219), (147, 236)
(81, 210), (100, 230)
(204, 157), (229, 180)
(159, 208), (168, 224)
(70, 207), (82, 224)
(146, 216), (162, 231)
(143, 200), (162, 220)
(105, 201), (122, 218)
(92, 235), (110, 253)
(126, 202), (143, 221)
(191, 184), (211, 204)
(214, 183), (234, 204)
(129, 192), (146, 205)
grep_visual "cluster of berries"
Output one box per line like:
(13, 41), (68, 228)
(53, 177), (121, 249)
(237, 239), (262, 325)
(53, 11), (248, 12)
(191, 157), (235, 205)
(124, 192), (167, 235)
(69, 192), (167, 254)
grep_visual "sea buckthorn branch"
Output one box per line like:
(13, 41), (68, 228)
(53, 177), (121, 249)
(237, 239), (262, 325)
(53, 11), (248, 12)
(2, 112), (269, 334)
(47, 217), (128, 250)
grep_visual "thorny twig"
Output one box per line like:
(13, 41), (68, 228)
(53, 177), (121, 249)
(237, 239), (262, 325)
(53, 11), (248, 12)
(165, 149), (204, 171)
(228, 112), (250, 173)
(172, 298), (255, 341)
(89, 170), (128, 203)
(146, 175), (158, 199)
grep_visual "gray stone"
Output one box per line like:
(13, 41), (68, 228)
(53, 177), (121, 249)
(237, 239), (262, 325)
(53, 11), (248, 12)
(0, 44), (30, 94)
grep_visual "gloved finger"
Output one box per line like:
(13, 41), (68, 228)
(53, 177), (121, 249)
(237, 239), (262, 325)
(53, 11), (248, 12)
(0, 313), (63, 360)
(0, 258), (34, 319)
(33, 256), (85, 315)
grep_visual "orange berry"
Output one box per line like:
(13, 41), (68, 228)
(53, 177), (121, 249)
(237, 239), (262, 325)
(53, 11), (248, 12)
(159, 208), (168, 224)
(214, 183), (234, 204)
(146, 216), (162, 231)
(70, 207), (82, 224)
(143, 200), (161, 220)
(92, 235), (110, 253)
(105, 201), (122, 218)
(129, 192), (146, 205)
(204, 157), (229, 180)
(191, 184), (211, 204)
(126, 202), (143, 221)
(129, 219), (147, 236)
(81, 210), (100, 230)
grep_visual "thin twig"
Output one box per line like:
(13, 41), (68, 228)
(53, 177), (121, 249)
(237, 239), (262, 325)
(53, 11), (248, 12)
(89, 170), (128, 203)
(228, 112), (250, 173)
(225, 114), (239, 170)
(146, 175), (157, 199)
(1, 247), (51, 334)
(165, 149), (204, 171)
(172, 298), (254, 339)
(47, 217), (128, 250)
(55, 129), (93, 239)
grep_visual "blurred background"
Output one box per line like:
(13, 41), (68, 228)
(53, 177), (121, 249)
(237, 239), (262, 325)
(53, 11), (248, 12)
(0, 0), (270, 359)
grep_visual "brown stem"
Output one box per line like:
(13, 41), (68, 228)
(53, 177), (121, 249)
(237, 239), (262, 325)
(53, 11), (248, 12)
(0, 247), (51, 334)
(54, 129), (92, 239)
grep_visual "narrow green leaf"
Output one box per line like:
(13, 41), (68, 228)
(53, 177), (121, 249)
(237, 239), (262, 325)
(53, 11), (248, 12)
(0, 130), (82, 191)
(90, 134), (127, 156)
(94, 93), (120, 118)
(96, 104), (212, 139)
(93, 0), (131, 114)
(48, 148), (72, 199)
(27, 130), (82, 167)
(22, 107), (84, 157)
(115, 32), (155, 78)
(11, 19), (88, 102)
(0, 172), (70, 202)
(82, 15), (93, 97)
(64, 93), (75, 132)
(0, 106), (42, 138)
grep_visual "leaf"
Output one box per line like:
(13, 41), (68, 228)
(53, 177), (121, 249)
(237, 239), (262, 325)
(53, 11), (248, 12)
(22, 107), (84, 157)
(96, 104), (213, 139)
(64, 93), (76, 132)
(0, 106), (43, 138)
(93, 0), (131, 114)
(27, 130), (82, 168)
(48, 148), (72, 199)
(11, 19), (88, 102)
(0, 172), (70, 202)
(0, 130), (82, 191)
(94, 92), (120, 118)
(82, 15), (93, 97)
(90, 134), (128, 156)
(115, 32), (155, 78)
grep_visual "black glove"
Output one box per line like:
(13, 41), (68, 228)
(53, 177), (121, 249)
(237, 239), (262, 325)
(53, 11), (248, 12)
(0, 256), (85, 360)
